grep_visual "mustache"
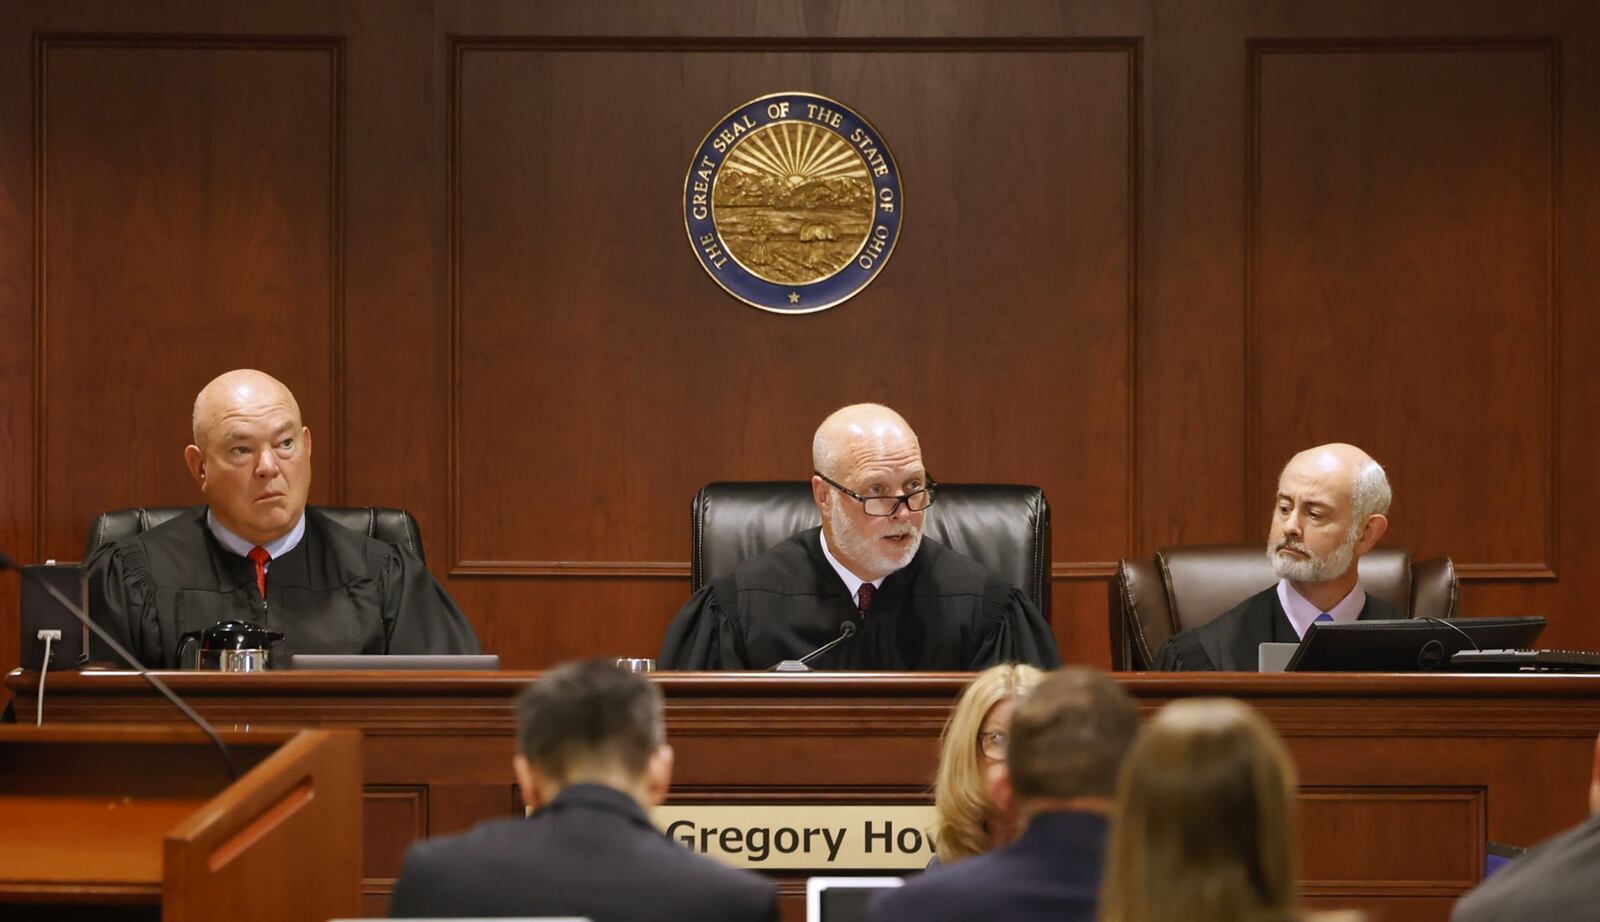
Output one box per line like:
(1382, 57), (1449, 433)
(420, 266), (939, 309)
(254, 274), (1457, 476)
(1273, 538), (1310, 555)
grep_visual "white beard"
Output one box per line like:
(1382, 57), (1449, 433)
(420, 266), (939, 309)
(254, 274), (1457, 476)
(1267, 520), (1361, 582)
(828, 494), (922, 577)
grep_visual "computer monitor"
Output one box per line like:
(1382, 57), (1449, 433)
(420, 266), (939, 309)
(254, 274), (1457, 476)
(806, 877), (905, 922)
(1286, 617), (1546, 672)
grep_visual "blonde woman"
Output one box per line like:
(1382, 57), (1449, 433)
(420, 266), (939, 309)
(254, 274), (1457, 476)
(931, 663), (1044, 864)
(1099, 698), (1361, 922)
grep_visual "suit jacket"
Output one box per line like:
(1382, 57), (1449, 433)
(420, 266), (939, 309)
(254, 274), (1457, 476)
(865, 810), (1108, 922)
(1452, 812), (1600, 922)
(389, 783), (776, 921)
(1153, 583), (1401, 671)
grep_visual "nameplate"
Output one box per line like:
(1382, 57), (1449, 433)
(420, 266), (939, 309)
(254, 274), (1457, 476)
(654, 804), (937, 870)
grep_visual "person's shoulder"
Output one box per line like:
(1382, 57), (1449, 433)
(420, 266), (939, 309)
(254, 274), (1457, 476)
(870, 849), (1000, 918)
(397, 815), (526, 885)
(1154, 585), (1277, 670)
(630, 828), (776, 915)
(1220, 583), (1280, 619)
(302, 506), (413, 573)
(93, 506), (209, 577)
(907, 537), (993, 595)
(1359, 589), (1402, 619)
(1452, 813), (1600, 921)
(728, 526), (825, 588)
(1185, 584), (1279, 635)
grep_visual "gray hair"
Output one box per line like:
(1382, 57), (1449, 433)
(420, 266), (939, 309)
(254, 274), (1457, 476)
(1350, 460), (1392, 522)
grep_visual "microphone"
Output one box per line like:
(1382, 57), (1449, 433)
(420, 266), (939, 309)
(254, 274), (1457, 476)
(769, 621), (858, 673)
(1, 552), (240, 779)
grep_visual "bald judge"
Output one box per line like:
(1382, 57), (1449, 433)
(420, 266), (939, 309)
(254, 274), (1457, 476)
(1153, 443), (1396, 671)
(658, 404), (1061, 671)
(86, 369), (480, 667)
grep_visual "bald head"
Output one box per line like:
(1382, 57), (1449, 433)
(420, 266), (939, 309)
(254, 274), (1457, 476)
(192, 370), (303, 450)
(1267, 442), (1390, 590)
(810, 404), (928, 582)
(1280, 443), (1391, 521)
(184, 369), (312, 545)
(811, 403), (920, 478)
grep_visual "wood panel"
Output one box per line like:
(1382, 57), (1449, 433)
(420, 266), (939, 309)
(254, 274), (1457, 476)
(1248, 41), (1556, 577)
(449, 40), (1135, 572)
(2, 0), (1600, 676)
(35, 37), (343, 555)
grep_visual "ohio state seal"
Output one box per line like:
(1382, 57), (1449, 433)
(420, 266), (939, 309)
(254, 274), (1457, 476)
(684, 92), (902, 314)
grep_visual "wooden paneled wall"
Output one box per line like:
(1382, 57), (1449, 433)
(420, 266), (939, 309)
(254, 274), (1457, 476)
(2, 1), (1598, 675)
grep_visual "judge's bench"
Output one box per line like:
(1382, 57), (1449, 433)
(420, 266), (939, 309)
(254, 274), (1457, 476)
(6, 668), (1598, 922)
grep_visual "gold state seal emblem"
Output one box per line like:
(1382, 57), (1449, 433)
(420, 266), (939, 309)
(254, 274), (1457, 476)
(684, 92), (902, 313)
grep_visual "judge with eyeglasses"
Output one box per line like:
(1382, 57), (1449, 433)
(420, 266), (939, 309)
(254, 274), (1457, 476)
(658, 403), (1060, 670)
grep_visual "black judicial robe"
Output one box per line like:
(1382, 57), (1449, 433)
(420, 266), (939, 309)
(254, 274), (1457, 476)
(658, 527), (1061, 671)
(85, 506), (480, 668)
(1151, 584), (1400, 671)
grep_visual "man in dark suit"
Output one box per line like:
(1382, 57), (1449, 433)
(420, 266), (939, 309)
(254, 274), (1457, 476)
(389, 659), (776, 921)
(1451, 732), (1600, 922)
(1155, 443), (1398, 670)
(866, 668), (1140, 922)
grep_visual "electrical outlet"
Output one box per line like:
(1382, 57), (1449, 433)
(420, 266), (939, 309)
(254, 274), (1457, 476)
(36, 629), (62, 641)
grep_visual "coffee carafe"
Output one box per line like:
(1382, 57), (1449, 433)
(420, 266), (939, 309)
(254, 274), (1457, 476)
(176, 620), (284, 672)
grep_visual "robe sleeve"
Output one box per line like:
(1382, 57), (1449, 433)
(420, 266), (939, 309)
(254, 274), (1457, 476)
(967, 586), (1062, 670)
(658, 578), (747, 670)
(84, 540), (167, 667)
(1151, 630), (1216, 671)
(378, 546), (482, 655)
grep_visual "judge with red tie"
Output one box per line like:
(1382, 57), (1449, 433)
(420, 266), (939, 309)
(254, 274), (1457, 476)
(86, 369), (478, 667)
(659, 403), (1059, 671)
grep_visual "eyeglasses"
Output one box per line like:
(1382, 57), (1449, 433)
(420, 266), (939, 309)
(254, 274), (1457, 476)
(814, 471), (937, 517)
(978, 730), (1007, 761)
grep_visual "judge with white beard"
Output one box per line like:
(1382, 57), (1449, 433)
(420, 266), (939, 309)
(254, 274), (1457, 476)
(658, 404), (1061, 671)
(1153, 443), (1397, 671)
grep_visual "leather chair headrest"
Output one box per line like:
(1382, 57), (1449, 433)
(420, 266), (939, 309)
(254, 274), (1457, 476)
(691, 481), (1052, 620)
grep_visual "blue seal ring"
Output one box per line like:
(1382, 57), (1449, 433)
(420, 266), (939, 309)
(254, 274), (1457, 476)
(684, 92), (903, 314)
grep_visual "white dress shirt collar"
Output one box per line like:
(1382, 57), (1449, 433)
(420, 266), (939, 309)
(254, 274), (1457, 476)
(206, 508), (306, 566)
(819, 529), (884, 602)
(1277, 578), (1367, 640)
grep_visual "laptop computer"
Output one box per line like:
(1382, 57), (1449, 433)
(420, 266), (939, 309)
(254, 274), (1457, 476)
(806, 877), (905, 922)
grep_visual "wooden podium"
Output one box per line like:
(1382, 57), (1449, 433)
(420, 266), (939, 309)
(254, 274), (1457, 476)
(0, 723), (362, 922)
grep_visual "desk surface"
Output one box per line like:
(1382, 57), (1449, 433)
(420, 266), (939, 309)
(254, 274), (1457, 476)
(10, 670), (1600, 922)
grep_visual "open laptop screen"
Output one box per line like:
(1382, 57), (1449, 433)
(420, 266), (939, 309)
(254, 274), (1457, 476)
(806, 877), (905, 922)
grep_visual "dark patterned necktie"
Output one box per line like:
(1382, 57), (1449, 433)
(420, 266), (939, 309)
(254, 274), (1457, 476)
(248, 546), (271, 601)
(856, 583), (875, 619)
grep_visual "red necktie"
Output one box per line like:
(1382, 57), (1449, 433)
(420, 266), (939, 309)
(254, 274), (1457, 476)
(856, 583), (875, 619)
(248, 546), (271, 602)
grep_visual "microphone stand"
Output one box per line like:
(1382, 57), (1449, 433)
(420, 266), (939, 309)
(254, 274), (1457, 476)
(770, 621), (858, 673)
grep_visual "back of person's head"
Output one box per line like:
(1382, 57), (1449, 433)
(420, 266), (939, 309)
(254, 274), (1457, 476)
(1100, 698), (1298, 922)
(1006, 667), (1140, 803)
(934, 663), (1044, 862)
(516, 658), (666, 785)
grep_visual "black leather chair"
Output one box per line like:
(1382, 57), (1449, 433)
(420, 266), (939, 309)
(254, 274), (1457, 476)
(689, 481), (1051, 622)
(1112, 543), (1459, 670)
(84, 506), (428, 562)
